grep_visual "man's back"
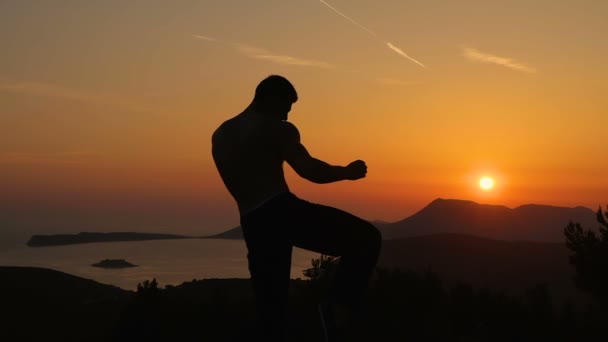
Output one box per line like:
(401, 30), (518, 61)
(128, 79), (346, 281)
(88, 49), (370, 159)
(212, 110), (290, 215)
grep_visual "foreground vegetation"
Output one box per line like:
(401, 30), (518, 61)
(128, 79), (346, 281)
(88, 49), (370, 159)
(4, 207), (607, 341)
(3, 262), (605, 341)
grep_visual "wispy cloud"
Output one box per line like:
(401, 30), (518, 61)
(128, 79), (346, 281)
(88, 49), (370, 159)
(192, 34), (216, 41)
(234, 44), (334, 69)
(234, 44), (269, 56)
(318, 0), (425, 68)
(192, 35), (334, 69)
(0, 81), (150, 111)
(463, 47), (537, 73)
(386, 43), (426, 68)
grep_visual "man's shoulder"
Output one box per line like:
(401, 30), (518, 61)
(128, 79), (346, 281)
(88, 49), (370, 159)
(277, 120), (300, 137)
(279, 120), (297, 129)
(211, 118), (235, 143)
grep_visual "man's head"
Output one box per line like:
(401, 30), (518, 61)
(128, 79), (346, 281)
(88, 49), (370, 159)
(251, 75), (298, 120)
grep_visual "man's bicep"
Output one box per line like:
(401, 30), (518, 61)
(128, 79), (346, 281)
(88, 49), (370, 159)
(281, 123), (314, 174)
(284, 141), (312, 167)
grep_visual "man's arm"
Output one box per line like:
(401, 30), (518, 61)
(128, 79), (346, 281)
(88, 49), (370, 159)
(280, 122), (367, 184)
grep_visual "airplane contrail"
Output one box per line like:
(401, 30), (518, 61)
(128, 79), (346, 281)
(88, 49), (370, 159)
(386, 43), (426, 68)
(318, 0), (376, 37)
(463, 48), (536, 73)
(318, 0), (426, 68)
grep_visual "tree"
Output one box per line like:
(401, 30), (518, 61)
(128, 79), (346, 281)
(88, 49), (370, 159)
(302, 254), (339, 281)
(564, 206), (608, 305)
(137, 278), (160, 295)
(302, 254), (340, 300)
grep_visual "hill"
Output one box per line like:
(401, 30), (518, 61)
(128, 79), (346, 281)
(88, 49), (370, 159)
(1, 263), (602, 341)
(1, 266), (132, 341)
(377, 233), (586, 305)
(379, 198), (597, 242)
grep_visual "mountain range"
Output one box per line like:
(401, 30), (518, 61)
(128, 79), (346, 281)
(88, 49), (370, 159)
(205, 198), (598, 243)
(378, 198), (597, 242)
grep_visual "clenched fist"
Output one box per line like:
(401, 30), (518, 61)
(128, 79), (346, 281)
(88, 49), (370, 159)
(344, 160), (367, 180)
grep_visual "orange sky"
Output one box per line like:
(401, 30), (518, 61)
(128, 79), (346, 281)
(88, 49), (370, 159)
(1, 1), (607, 236)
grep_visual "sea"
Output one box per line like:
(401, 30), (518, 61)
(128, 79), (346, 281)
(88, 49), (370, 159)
(0, 237), (319, 291)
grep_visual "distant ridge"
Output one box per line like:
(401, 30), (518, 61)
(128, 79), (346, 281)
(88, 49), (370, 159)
(201, 226), (243, 240)
(206, 198), (597, 243)
(27, 231), (193, 247)
(379, 198), (597, 242)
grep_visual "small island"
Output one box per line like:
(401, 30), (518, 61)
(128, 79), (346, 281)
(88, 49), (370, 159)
(91, 259), (137, 269)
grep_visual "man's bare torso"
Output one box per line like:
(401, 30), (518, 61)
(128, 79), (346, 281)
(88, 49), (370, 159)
(212, 109), (290, 215)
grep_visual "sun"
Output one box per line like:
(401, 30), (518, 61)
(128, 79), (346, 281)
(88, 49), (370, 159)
(479, 177), (494, 190)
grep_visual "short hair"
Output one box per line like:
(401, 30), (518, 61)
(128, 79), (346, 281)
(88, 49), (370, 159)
(253, 75), (298, 104)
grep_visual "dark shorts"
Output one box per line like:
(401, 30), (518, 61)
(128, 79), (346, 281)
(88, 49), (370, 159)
(239, 192), (381, 341)
(240, 192), (381, 258)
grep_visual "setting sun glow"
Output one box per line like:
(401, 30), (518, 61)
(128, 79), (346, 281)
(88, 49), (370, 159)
(479, 177), (495, 190)
(0, 1), (607, 237)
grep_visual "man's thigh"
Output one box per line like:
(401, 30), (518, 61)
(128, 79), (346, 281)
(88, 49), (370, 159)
(283, 198), (378, 257)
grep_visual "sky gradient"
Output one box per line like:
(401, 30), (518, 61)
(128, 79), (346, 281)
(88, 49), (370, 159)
(1, 0), (607, 237)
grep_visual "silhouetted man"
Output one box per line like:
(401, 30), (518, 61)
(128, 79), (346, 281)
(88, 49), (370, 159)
(212, 75), (381, 341)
